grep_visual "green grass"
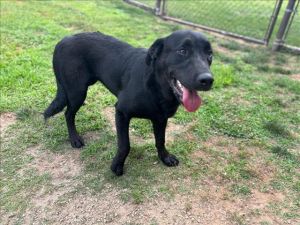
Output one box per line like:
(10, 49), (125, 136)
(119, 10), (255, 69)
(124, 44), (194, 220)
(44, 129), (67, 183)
(166, 0), (300, 46)
(1, 0), (300, 223)
(230, 184), (252, 196)
(218, 41), (252, 52)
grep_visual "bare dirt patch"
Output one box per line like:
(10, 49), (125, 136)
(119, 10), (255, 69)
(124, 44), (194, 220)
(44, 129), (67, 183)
(229, 98), (252, 107)
(289, 74), (300, 81)
(101, 107), (116, 132)
(84, 131), (101, 142)
(166, 118), (194, 143)
(4, 144), (291, 225)
(193, 136), (263, 161)
(7, 181), (288, 225)
(24, 183), (283, 225)
(250, 189), (285, 209)
(250, 157), (277, 183)
(25, 145), (82, 185)
(195, 135), (240, 155)
(0, 112), (17, 135)
(4, 145), (84, 225)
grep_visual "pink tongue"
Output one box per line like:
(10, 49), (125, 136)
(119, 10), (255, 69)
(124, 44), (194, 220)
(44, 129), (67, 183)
(182, 86), (202, 112)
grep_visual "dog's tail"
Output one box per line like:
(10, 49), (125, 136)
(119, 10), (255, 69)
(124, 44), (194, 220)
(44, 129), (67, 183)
(44, 81), (67, 119)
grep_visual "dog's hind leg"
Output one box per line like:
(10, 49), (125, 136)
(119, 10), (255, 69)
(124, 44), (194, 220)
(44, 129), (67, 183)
(65, 88), (88, 148)
(152, 119), (179, 167)
(111, 109), (131, 176)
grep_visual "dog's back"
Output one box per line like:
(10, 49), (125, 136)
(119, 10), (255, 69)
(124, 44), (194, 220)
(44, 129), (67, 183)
(53, 32), (142, 95)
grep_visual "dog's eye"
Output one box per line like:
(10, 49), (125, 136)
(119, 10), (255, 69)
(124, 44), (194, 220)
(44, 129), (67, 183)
(177, 49), (188, 56)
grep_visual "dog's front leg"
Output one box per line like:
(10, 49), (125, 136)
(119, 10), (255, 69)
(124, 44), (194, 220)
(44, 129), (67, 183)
(152, 119), (179, 167)
(111, 110), (130, 176)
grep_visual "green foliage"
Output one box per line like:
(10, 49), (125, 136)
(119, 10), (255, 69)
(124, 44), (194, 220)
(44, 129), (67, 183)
(273, 77), (300, 95)
(271, 146), (292, 158)
(264, 121), (291, 138)
(130, 119), (153, 138)
(230, 184), (251, 196)
(223, 159), (254, 181)
(211, 63), (236, 88)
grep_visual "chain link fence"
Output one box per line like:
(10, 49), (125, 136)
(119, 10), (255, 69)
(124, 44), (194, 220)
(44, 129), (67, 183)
(124, 0), (299, 53)
(165, 0), (277, 44)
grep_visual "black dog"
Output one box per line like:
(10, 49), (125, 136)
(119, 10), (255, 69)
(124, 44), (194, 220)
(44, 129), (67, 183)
(44, 30), (214, 176)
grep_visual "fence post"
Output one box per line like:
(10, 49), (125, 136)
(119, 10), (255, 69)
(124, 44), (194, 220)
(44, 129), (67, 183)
(264, 0), (283, 45)
(155, 0), (161, 15)
(272, 0), (297, 51)
(161, 0), (166, 16)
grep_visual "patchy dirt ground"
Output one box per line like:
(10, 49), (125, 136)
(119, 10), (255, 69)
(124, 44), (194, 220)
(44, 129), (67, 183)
(2, 143), (288, 225)
(0, 112), (17, 135)
(1, 111), (293, 225)
(290, 74), (300, 81)
(2, 141), (288, 225)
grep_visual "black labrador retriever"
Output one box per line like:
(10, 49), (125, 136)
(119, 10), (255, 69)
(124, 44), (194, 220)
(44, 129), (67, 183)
(44, 30), (214, 176)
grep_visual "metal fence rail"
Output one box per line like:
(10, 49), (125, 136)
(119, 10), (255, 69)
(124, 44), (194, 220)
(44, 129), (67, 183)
(124, 0), (300, 52)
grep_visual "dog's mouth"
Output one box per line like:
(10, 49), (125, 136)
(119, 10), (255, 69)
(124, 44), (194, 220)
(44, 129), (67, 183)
(170, 78), (202, 112)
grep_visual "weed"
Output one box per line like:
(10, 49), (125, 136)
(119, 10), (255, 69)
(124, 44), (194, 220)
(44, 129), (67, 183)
(211, 63), (236, 88)
(263, 121), (291, 138)
(223, 159), (254, 181)
(230, 184), (251, 196)
(271, 146), (290, 157)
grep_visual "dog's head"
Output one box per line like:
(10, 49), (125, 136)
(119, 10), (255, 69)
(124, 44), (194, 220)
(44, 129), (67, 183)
(146, 30), (214, 112)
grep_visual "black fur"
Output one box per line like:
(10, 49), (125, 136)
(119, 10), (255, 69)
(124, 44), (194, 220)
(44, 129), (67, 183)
(44, 30), (214, 175)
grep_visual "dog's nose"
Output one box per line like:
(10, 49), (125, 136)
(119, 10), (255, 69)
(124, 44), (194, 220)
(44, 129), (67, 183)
(196, 73), (214, 90)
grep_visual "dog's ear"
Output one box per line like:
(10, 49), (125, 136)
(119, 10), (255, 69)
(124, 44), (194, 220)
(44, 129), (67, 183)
(146, 38), (164, 66)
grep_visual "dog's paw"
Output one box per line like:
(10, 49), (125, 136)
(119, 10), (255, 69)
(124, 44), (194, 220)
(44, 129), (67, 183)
(70, 135), (85, 148)
(111, 163), (124, 176)
(161, 154), (179, 167)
